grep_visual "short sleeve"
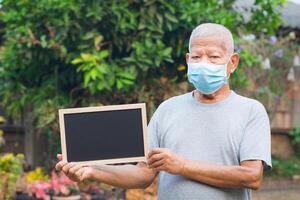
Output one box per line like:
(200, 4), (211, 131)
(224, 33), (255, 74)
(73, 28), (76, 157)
(147, 109), (161, 150)
(239, 101), (272, 170)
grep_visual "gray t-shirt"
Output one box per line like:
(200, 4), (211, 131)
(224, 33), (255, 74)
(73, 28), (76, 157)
(148, 90), (271, 200)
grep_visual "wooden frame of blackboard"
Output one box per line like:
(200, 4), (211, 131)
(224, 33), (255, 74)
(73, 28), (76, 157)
(58, 103), (148, 165)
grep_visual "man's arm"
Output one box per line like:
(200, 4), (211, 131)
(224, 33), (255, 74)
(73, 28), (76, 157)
(90, 162), (157, 189)
(180, 160), (263, 190)
(147, 148), (263, 190)
(55, 154), (157, 189)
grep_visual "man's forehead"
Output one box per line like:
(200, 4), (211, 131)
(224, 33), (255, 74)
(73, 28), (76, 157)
(190, 36), (229, 53)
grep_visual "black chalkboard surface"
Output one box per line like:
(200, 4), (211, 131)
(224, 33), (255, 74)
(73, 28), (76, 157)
(58, 103), (148, 165)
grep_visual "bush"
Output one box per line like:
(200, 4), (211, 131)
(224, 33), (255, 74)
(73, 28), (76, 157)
(0, 0), (285, 162)
(0, 153), (24, 199)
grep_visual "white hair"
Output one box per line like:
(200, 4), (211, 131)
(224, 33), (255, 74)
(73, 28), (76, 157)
(188, 23), (234, 54)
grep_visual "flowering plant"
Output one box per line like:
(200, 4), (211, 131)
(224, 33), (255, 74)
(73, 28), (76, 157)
(235, 32), (300, 124)
(0, 153), (24, 199)
(26, 167), (49, 183)
(50, 171), (79, 196)
(28, 170), (80, 199)
(0, 130), (5, 151)
(27, 181), (52, 200)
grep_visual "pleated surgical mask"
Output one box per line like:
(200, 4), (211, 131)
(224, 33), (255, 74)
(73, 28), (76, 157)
(187, 58), (232, 94)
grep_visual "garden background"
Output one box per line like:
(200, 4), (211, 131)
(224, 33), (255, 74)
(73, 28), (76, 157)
(1, 0), (300, 199)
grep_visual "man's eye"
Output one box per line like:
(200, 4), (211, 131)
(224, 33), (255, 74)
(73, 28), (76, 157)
(210, 56), (220, 59)
(192, 56), (200, 59)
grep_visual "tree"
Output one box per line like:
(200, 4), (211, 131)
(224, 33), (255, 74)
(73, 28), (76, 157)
(0, 0), (285, 162)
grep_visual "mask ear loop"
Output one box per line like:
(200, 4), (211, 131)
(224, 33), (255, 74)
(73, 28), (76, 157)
(228, 55), (236, 73)
(226, 55), (235, 79)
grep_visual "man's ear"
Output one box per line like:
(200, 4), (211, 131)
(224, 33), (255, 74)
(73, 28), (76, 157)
(185, 53), (190, 64)
(229, 53), (239, 73)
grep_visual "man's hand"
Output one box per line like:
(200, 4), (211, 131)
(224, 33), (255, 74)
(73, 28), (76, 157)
(147, 148), (186, 175)
(55, 154), (94, 182)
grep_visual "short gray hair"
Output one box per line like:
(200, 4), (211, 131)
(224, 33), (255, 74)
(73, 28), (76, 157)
(188, 23), (234, 54)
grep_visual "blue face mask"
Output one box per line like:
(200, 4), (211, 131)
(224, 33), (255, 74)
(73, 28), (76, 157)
(187, 60), (230, 95)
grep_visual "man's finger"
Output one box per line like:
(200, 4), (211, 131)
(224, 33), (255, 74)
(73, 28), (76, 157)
(147, 148), (163, 158)
(147, 153), (165, 165)
(56, 161), (67, 171)
(69, 164), (82, 174)
(62, 162), (75, 173)
(148, 158), (165, 169)
(82, 168), (91, 181)
(75, 167), (83, 176)
(57, 154), (62, 161)
(76, 167), (85, 181)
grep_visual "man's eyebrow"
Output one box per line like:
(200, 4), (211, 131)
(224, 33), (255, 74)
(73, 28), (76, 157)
(207, 49), (224, 55)
(190, 50), (203, 54)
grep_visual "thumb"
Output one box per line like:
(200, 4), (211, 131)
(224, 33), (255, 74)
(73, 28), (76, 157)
(57, 154), (62, 161)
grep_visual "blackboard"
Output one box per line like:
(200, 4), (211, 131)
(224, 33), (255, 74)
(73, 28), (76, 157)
(58, 103), (148, 165)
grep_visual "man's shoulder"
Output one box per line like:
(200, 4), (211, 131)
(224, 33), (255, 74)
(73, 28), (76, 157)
(158, 92), (191, 109)
(149, 92), (190, 122)
(152, 92), (191, 117)
(233, 91), (267, 115)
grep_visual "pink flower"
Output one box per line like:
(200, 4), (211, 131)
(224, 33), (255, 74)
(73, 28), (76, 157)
(51, 171), (60, 194)
(28, 170), (79, 198)
(50, 171), (79, 196)
(28, 181), (51, 200)
(60, 185), (70, 195)
(60, 172), (76, 185)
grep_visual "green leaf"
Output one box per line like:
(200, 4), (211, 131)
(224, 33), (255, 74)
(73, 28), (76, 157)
(116, 79), (123, 89)
(81, 53), (93, 61)
(90, 68), (98, 80)
(83, 73), (91, 87)
(71, 58), (83, 65)
(164, 13), (178, 23)
(97, 50), (109, 59)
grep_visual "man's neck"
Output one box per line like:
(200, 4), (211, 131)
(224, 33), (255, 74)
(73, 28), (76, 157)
(193, 84), (231, 104)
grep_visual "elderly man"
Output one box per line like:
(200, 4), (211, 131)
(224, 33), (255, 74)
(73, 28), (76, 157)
(56, 23), (271, 200)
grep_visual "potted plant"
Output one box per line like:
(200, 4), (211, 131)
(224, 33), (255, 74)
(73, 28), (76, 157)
(50, 171), (80, 200)
(27, 170), (80, 200)
(79, 179), (126, 200)
(23, 167), (50, 199)
(0, 153), (24, 199)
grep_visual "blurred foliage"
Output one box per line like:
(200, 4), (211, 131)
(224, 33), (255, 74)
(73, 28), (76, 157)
(0, 153), (24, 199)
(0, 129), (5, 150)
(0, 115), (6, 124)
(245, 0), (285, 35)
(236, 33), (299, 120)
(268, 128), (300, 178)
(267, 156), (300, 177)
(289, 127), (300, 145)
(26, 167), (49, 184)
(0, 0), (285, 163)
